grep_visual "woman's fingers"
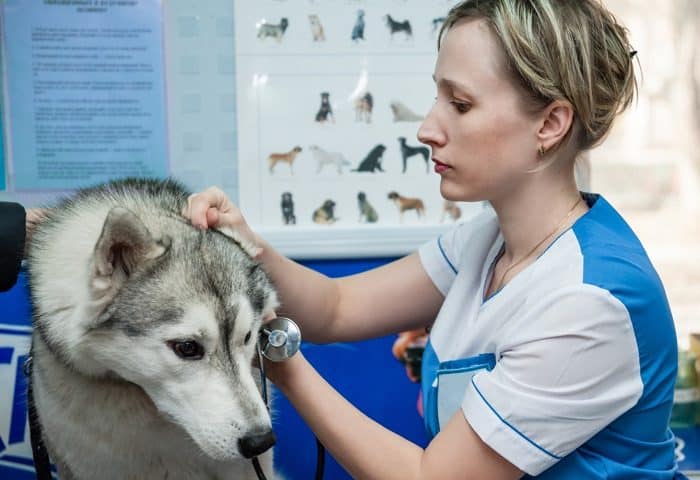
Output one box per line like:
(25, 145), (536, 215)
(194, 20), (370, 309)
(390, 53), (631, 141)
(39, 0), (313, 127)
(184, 186), (233, 229)
(182, 186), (263, 259)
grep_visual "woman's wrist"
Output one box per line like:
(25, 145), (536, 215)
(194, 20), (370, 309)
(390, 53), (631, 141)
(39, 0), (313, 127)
(265, 352), (306, 392)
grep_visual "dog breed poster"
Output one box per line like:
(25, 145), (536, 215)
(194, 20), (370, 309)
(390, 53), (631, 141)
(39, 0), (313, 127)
(234, 0), (477, 251)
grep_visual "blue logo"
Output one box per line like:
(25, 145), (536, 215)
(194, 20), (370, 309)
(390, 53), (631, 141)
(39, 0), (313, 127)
(0, 326), (52, 478)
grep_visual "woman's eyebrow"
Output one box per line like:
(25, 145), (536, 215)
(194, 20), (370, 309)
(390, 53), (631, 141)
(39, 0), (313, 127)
(435, 77), (474, 98)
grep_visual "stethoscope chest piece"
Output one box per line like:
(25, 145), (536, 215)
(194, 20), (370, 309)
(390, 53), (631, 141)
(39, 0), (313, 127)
(258, 317), (301, 362)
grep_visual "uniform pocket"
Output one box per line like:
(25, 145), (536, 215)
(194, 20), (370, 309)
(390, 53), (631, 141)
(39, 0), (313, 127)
(426, 353), (496, 438)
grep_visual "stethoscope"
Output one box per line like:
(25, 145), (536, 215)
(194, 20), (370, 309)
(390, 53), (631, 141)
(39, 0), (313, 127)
(253, 317), (325, 480)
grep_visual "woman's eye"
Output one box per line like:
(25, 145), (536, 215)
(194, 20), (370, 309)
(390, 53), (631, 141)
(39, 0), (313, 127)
(451, 101), (471, 113)
(168, 340), (205, 360)
(244, 331), (252, 345)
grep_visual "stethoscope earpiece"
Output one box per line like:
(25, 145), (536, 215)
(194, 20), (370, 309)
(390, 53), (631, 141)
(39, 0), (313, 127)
(257, 317), (301, 362)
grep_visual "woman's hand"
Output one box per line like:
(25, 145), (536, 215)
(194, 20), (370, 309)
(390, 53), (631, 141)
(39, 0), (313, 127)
(25, 208), (48, 257)
(182, 186), (263, 258)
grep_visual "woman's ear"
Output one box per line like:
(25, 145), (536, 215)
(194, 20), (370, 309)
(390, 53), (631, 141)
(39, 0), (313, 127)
(537, 100), (575, 152)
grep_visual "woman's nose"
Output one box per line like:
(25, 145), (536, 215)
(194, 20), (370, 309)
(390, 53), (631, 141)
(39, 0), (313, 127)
(417, 104), (445, 147)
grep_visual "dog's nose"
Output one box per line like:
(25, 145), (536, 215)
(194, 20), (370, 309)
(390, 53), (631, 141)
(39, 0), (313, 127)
(238, 429), (276, 458)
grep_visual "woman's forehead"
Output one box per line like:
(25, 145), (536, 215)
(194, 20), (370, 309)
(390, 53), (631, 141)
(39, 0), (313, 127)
(435, 20), (514, 96)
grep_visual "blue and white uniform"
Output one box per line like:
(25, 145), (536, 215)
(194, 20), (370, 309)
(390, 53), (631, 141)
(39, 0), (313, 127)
(419, 193), (680, 478)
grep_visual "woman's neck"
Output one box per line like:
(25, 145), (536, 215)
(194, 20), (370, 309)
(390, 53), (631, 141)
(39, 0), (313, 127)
(490, 180), (587, 264)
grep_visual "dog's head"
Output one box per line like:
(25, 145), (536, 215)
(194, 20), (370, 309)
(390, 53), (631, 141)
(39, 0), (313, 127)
(320, 92), (329, 102)
(281, 191), (293, 204)
(357, 192), (366, 202)
(373, 144), (386, 155)
(322, 199), (336, 215)
(357, 9), (364, 19)
(387, 191), (399, 200)
(280, 18), (289, 29)
(29, 181), (279, 461)
(292, 146), (302, 153)
(398, 136), (406, 144)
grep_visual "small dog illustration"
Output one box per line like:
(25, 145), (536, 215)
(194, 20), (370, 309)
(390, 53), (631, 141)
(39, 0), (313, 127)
(308, 14), (325, 42)
(357, 191), (378, 223)
(354, 92), (373, 123)
(432, 17), (446, 34)
(351, 10), (365, 42)
(384, 15), (412, 40)
(268, 146), (302, 174)
(310, 145), (351, 174)
(257, 18), (289, 41)
(312, 199), (338, 224)
(441, 200), (462, 223)
(398, 137), (430, 173)
(390, 101), (423, 122)
(315, 92), (334, 123)
(353, 144), (386, 172)
(281, 192), (296, 225)
(387, 191), (425, 222)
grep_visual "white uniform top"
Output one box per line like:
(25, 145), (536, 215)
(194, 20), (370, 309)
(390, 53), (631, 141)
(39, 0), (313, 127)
(418, 194), (680, 479)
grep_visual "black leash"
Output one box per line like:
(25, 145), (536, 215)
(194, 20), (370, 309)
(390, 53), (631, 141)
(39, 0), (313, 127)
(25, 355), (53, 480)
(255, 342), (326, 480)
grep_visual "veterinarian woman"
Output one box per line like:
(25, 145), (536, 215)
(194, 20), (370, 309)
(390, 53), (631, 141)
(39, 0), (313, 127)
(186, 1), (683, 478)
(0, 202), (43, 291)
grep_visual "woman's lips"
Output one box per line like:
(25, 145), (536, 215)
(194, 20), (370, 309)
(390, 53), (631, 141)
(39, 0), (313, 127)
(433, 158), (450, 174)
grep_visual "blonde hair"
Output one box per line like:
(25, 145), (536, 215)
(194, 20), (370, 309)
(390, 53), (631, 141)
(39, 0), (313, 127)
(439, 0), (638, 151)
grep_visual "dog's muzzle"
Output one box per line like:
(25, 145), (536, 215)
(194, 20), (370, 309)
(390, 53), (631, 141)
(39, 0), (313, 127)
(239, 429), (276, 458)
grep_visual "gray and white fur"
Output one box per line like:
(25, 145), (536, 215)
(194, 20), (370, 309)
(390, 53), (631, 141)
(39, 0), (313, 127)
(27, 178), (280, 480)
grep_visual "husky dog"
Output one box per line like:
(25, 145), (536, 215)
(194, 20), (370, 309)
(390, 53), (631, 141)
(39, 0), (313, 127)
(384, 15), (412, 40)
(26, 178), (279, 480)
(257, 18), (289, 41)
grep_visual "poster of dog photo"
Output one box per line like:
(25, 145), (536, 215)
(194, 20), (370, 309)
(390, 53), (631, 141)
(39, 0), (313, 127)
(234, 1), (479, 233)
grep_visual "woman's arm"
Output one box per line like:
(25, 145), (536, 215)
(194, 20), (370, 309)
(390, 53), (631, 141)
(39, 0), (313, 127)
(258, 246), (443, 343)
(267, 352), (524, 480)
(184, 187), (444, 343)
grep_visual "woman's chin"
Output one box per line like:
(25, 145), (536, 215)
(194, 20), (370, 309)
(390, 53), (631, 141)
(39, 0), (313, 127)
(439, 182), (478, 203)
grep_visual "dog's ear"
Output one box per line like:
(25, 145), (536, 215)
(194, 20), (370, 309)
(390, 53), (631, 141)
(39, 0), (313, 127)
(90, 207), (170, 298)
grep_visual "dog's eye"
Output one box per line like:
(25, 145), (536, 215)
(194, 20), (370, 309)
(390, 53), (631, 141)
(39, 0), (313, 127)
(244, 331), (252, 345)
(168, 340), (204, 360)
